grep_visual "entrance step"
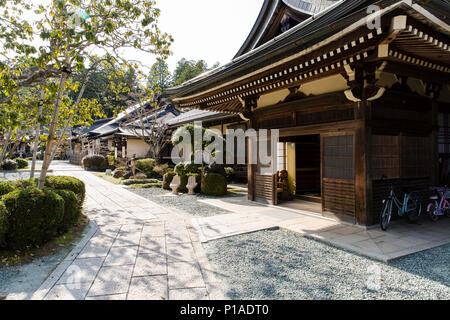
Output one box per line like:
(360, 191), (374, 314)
(295, 194), (321, 203)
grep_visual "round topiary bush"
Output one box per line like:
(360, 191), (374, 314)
(163, 171), (176, 190)
(1, 159), (18, 171)
(44, 176), (86, 205)
(82, 155), (108, 171)
(2, 187), (64, 249)
(54, 189), (80, 233)
(201, 173), (227, 196)
(0, 201), (8, 247)
(14, 158), (28, 169)
(0, 181), (15, 197)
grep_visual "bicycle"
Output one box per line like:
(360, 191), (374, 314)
(380, 184), (422, 231)
(426, 187), (450, 221)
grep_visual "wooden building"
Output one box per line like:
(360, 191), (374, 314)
(167, 0), (450, 227)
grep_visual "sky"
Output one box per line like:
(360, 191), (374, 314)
(16, 0), (264, 75)
(150, 0), (265, 72)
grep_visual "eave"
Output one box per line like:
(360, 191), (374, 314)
(167, 0), (450, 114)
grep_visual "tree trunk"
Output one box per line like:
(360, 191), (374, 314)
(0, 128), (12, 164)
(38, 72), (68, 189)
(49, 75), (88, 164)
(50, 113), (73, 163)
(30, 88), (45, 178)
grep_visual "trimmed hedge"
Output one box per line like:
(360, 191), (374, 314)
(44, 176), (86, 205)
(0, 202), (8, 245)
(135, 158), (156, 173)
(122, 178), (160, 186)
(54, 189), (80, 233)
(0, 181), (15, 197)
(1, 159), (17, 171)
(82, 155), (108, 171)
(201, 173), (227, 196)
(128, 182), (162, 189)
(2, 187), (65, 249)
(163, 171), (176, 190)
(15, 158), (28, 169)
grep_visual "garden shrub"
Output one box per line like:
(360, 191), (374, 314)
(113, 168), (127, 178)
(53, 189), (80, 233)
(153, 164), (169, 177)
(163, 171), (176, 190)
(0, 201), (8, 246)
(135, 158), (156, 174)
(2, 187), (64, 249)
(203, 163), (225, 175)
(0, 181), (15, 196)
(128, 182), (162, 189)
(224, 167), (234, 182)
(122, 178), (160, 186)
(184, 162), (200, 174)
(82, 155), (108, 171)
(14, 158), (29, 169)
(133, 173), (148, 180)
(201, 173), (227, 196)
(44, 176), (86, 205)
(174, 162), (185, 175)
(1, 159), (18, 171)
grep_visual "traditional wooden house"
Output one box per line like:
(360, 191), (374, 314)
(167, 0), (450, 227)
(70, 100), (180, 165)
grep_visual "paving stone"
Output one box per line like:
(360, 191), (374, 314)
(166, 229), (191, 244)
(57, 257), (104, 284)
(103, 246), (138, 266)
(127, 276), (168, 300)
(133, 253), (167, 277)
(113, 231), (142, 247)
(139, 235), (166, 254)
(167, 242), (197, 262)
(142, 223), (165, 237)
(77, 241), (112, 259)
(85, 293), (127, 300)
(44, 282), (92, 300)
(169, 287), (209, 300)
(168, 262), (205, 289)
(87, 265), (134, 296)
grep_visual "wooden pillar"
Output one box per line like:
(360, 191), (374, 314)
(245, 97), (258, 201)
(430, 100), (439, 186)
(354, 99), (373, 226)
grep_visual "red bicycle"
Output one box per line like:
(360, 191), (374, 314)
(426, 187), (450, 221)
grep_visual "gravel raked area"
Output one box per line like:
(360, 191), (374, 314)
(128, 187), (234, 217)
(204, 229), (450, 300)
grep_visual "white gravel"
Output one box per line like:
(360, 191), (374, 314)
(128, 187), (235, 217)
(204, 229), (450, 300)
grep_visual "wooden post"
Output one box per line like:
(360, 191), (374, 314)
(430, 100), (439, 186)
(354, 98), (372, 226)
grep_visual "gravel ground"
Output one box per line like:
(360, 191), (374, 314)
(0, 223), (94, 300)
(204, 229), (450, 300)
(128, 187), (238, 217)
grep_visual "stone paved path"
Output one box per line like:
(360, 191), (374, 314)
(31, 163), (223, 300)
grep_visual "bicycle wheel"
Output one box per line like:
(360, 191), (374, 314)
(406, 192), (422, 222)
(427, 203), (439, 222)
(380, 199), (392, 231)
